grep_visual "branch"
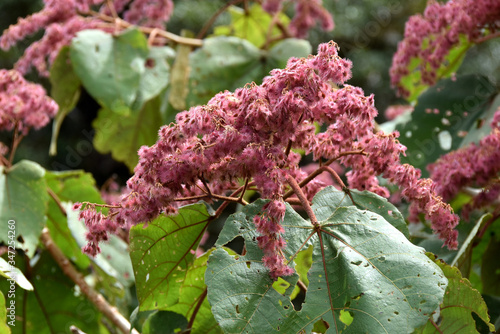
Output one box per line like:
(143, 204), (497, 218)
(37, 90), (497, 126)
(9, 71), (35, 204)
(40, 228), (139, 334)
(86, 11), (203, 46)
(286, 175), (318, 226)
(186, 288), (208, 333)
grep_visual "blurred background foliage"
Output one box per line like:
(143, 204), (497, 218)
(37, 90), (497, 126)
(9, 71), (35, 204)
(0, 0), (441, 187)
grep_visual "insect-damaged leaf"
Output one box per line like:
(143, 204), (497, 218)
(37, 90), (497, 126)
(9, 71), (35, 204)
(206, 187), (447, 333)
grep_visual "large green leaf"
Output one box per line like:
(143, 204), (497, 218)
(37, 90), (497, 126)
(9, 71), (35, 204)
(417, 254), (495, 333)
(0, 252), (101, 333)
(49, 46), (81, 155)
(166, 249), (223, 334)
(70, 28), (149, 112)
(129, 202), (214, 311)
(92, 95), (164, 171)
(396, 74), (497, 177)
(206, 188), (447, 333)
(186, 36), (311, 107)
(142, 311), (188, 334)
(213, 3), (290, 48)
(0, 160), (48, 258)
(399, 34), (471, 102)
(45, 170), (103, 269)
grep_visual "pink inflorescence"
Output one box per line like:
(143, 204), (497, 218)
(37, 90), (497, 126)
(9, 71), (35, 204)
(77, 41), (459, 277)
(0, 0), (174, 76)
(0, 69), (58, 135)
(390, 0), (500, 97)
(428, 108), (500, 222)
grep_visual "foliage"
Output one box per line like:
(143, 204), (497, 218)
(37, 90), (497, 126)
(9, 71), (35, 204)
(0, 1), (499, 334)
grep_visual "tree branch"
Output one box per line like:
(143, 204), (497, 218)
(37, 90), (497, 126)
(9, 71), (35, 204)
(40, 228), (139, 334)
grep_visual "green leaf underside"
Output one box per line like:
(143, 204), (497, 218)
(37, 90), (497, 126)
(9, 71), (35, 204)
(396, 74), (496, 177)
(207, 187), (447, 333)
(0, 257), (33, 291)
(418, 254), (495, 333)
(0, 160), (48, 258)
(186, 36), (311, 108)
(129, 202), (214, 311)
(400, 34), (471, 102)
(0, 252), (100, 333)
(70, 28), (149, 112)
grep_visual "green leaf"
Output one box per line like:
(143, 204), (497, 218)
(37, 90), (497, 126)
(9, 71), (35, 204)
(0, 258), (33, 291)
(417, 253), (495, 333)
(49, 46), (81, 155)
(212, 3), (290, 48)
(166, 249), (223, 334)
(400, 34), (471, 102)
(0, 160), (48, 258)
(186, 36), (311, 107)
(92, 95), (164, 171)
(45, 170), (103, 269)
(129, 202), (214, 311)
(396, 74), (497, 177)
(134, 45), (175, 110)
(70, 28), (149, 112)
(480, 235), (500, 296)
(207, 187), (447, 333)
(143, 311), (188, 334)
(0, 251), (101, 333)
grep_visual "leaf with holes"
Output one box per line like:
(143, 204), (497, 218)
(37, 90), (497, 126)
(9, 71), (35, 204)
(396, 74), (497, 177)
(206, 187), (447, 333)
(416, 253), (495, 333)
(129, 202), (214, 311)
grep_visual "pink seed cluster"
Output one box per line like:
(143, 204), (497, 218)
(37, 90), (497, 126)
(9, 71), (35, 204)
(0, 69), (58, 135)
(0, 0), (174, 76)
(77, 41), (459, 277)
(428, 109), (500, 221)
(390, 0), (500, 97)
(262, 0), (333, 38)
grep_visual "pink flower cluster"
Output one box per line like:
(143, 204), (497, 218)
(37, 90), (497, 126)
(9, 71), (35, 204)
(1, 0), (174, 76)
(428, 109), (500, 221)
(390, 0), (500, 97)
(262, 0), (334, 38)
(0, 69), (58, 135)
(78, 41), (459, 277)
(384, 104), (413, 121)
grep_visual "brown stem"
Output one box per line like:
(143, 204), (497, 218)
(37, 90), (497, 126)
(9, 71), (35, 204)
(40, 228), (139, 334)
(473, 30), (500, 44)
(8, 122), (24, 165)
(86, 11), (203, 46)
(286, 175), (318, 226)
(186, 288), (208, 333)
(429, 318), (443, 334)
(47, 187), (67, 216)
(196, 0), (244, 39)
(238, 178), (250, 202)
(283, 150), (366, 200)
(285, 198), (302, 206)
(296, 279), (307, 293)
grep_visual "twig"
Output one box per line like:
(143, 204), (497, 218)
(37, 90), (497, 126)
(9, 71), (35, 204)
(40, 228), (139, 334)
(296, 279), (307, 293)
(47, 187), (67, 216)
(186, 288), (208, 333)
(429, 318), (443, 334)
(8, 122), (24, 165)
(87, 11), (203, 46)
(286, 175), (318, 226)
(70, 326), (87, 334)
